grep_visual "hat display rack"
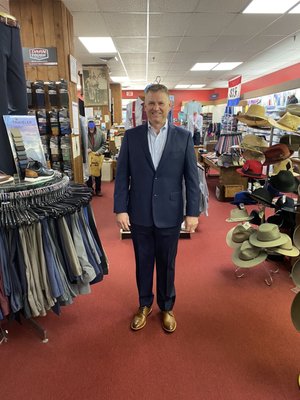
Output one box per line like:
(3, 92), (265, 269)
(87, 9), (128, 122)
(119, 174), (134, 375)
(226, 105), (300, 285)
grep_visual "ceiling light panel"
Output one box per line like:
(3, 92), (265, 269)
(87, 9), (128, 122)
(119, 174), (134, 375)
(190, 63), (218, 71)
(243, 0), (299, 14)
(189, 84), (206, 88)
(289, 4), (300, 12)
(79, 37), (117, 53)
(213, 62), (243, 70)
(175, 84), (190, 89)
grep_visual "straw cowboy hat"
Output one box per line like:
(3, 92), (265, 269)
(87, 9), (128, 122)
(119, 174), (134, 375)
(232, 240), (267, 268)
(249, 223), (289, 248)
(237, 105), (272, 128)
(236, 159), (266, 179)
(226, 208), (254, 222)
(239, 134), (269, 153)
(269, 170), (299, 193)
(242, 149), (265, 163)
(270, 158), (299, 177)
(263, 143), (293, 166)
(269, 112), (300, 133)
(267, 234), (299, 257)
(226, 224), (257, 248)
(291, 291), (300, 332)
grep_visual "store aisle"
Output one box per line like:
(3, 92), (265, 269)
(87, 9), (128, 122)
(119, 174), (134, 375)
(1, 179), (300, 400)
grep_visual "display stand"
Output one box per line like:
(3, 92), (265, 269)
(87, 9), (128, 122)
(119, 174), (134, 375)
(234, 260), (279, 286)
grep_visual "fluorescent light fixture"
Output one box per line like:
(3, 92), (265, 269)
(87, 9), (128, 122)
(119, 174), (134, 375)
(189, 84), (206, 88)
(243, 0), (299, 14)
(175, 84), (190, 89)
(213, 62), (243, 71)
(289, 4), (300, 12)
(110, 76), (129, 83)
(79, 37), (117, 53)
(190, 63), (218, 71)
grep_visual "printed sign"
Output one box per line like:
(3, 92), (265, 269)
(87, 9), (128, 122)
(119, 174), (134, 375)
(22, 47), (58, 66)
(227, 76), (242, 107)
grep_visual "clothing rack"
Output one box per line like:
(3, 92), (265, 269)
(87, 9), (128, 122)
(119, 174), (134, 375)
(0, 174), (107, 343)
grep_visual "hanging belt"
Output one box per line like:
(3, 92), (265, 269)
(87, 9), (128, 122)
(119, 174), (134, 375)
(0, 13), (20, 28)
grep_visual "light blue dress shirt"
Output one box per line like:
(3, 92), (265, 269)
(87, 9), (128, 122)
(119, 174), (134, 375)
(147, 121), (168, 169)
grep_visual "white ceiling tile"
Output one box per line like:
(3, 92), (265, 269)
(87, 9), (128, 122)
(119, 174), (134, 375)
(222, 15), (279, 36)
(63, 0), (99, 12)
(149, 0), (199, 12)
(187, 13), (236, 36)
(242, 35), (287, 52)
(195, 0), (250, 13)
(148, 52), (176, 62)
(73, 12), (109, 36)
(103, 14), (147, 36)
(120, 53), (147, 63)
(96, 0), (147, 12)
(149, 37), (182, 52)
(261, 15), (300, 36)
(149, 13), (192, 36)
(178, 37), (218, 52)
(114, 38), (147, 53)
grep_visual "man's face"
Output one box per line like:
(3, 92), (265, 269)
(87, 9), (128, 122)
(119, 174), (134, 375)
(144, 90), (171, 127)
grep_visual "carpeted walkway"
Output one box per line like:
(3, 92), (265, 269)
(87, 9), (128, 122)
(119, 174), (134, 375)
(1, 178), (300, 400)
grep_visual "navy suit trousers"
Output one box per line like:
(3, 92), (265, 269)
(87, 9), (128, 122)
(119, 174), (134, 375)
(130, 223), (181, 311)
(0, 23), (28, 175)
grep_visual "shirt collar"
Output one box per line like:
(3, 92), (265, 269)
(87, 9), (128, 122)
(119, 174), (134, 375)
(148, 120), (168, 135)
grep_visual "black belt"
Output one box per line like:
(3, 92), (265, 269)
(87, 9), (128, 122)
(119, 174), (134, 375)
(0, 15), (20, 28)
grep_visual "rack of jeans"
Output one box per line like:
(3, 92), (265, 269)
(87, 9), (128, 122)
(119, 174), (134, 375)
(0, 174), (108, 342)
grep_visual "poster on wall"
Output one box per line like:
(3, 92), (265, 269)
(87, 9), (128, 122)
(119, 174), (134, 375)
(82, 65), (109, 107)
(3, 115), (46, 178)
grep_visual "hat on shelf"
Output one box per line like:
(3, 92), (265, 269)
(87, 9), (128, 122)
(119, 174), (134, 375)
(269, 170), (299, 193)
(269, 112), (300, 133)
(239, 134), (269, 153)
(249, 223), (289, 248)
(236, 159), (266, 179)
(291, 259), (300, 287)
(267, 234), (299, 257)
(263, 143), (293, 166)
(291, 291), (300, 332)
(267, 210), (295, 229)
(286, 104), (300, 117)
(293, 225), (300, 250)
(226, 224), (257, 248)
(249, 187), (275, 207)
(279, 134), (300, 152)
(226, 208), (254, 222)
(237, 105), (272, 128)
(242, 149), (265, 163)
(237, 100), (248, 107)
(274, 196), (300, 213)
(232, 240), (267, 268)
(231, 191), (258, 206)
(270, 158), (299, 177)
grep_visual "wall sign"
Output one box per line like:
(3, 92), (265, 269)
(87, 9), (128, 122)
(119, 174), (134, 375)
(22, 47), (58, 66)
(227, 76), (242, 107)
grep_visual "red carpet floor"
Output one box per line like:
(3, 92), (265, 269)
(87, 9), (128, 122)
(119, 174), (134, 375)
(1, 178), (300, 400)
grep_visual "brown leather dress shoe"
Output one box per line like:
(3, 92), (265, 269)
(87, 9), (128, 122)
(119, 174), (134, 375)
(161, 311), (177, 333)
(130, 306), (152, 331)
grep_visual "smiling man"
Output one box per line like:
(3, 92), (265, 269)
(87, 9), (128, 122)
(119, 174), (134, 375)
(114, 84), (200, 333)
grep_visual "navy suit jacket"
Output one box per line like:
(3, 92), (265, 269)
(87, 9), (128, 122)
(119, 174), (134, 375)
(113, 123), (200, 228)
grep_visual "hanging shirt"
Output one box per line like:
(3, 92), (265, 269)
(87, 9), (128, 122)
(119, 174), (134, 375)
(183, 101), (202, 116)
(187, 113), (203, 136)
(147, 121), (168, 169)
(125, 97), (146, 129)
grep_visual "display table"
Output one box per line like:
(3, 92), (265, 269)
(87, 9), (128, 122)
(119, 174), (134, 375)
(200, 153), (248, 201)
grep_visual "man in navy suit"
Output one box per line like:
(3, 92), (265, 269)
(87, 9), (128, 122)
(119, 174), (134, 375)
(114, 84), (200, 333)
